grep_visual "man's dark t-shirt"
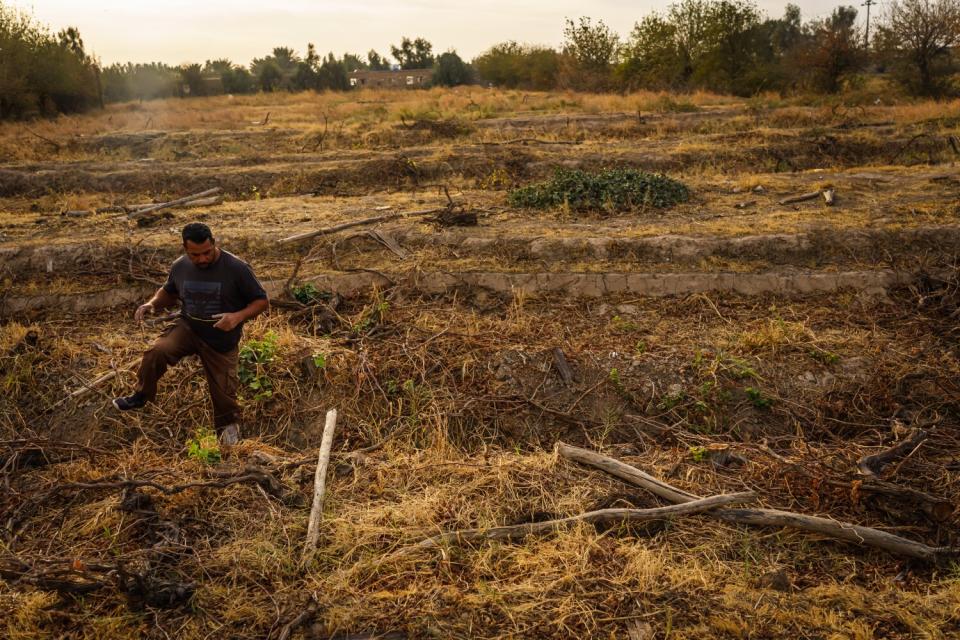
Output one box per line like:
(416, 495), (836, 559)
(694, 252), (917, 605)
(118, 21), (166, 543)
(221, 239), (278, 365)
(162, 250), (267, 352)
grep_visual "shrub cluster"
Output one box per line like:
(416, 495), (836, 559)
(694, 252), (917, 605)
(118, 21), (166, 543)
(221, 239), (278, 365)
(509, 168), (690, 214)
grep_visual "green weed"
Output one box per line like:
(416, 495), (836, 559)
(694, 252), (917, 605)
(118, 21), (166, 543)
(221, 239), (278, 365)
(291, 282), (332, 305)
(745, 386), (773, 409)
(187, 426), (221, 464)
(809, 348), (840, 365)
(239, 331), (279, 400)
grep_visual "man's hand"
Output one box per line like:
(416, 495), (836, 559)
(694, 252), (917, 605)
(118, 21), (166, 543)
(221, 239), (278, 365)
(212, 312), (243, 332)
(134, 303), (155, 323)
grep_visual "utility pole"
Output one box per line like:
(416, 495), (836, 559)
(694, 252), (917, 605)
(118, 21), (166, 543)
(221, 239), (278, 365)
(862, 0), (876, 49)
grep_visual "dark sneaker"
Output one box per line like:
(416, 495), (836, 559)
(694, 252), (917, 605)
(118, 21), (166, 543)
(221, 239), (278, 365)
(112, 392), (146, 411)
(219, 424), (240, 447)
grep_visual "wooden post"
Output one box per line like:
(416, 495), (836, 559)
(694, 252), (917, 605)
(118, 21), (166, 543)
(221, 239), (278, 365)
(302, 408), (338, 562)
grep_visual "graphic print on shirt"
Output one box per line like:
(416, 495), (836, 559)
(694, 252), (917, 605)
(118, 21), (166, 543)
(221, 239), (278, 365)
(183, 280), (222, 319)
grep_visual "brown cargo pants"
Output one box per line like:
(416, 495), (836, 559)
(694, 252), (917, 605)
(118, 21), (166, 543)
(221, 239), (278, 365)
(136, 320), (240, 430)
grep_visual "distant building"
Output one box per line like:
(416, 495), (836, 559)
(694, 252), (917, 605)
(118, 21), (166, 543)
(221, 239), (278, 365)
(348, 69), (433, 89)
(179, 75), (224, 97)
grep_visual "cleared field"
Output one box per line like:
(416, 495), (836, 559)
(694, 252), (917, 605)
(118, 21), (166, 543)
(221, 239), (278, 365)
(1, 89), (959, 639)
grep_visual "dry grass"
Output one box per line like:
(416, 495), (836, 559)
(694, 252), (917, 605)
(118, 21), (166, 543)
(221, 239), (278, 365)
(3, 87), (960, 638)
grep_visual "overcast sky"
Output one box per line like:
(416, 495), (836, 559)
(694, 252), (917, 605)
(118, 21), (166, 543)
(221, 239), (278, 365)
(13, 1), (863, 66)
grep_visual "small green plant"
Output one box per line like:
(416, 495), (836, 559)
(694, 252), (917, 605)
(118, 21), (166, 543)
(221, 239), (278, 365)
(352, 298), (390, 335)
(187, 427), (221, 464)
(311, 352), (327, 369)
(610, 315), (639, 333)
(508, 167), (690, 214)
(634, 340), (647, 354)
(291, 282), (332, 305)
(745, 386), (773, 409)
(689, 446), (709, 463)
(809, 348), (840, 365)
(239, 331), (279, 400)
(726, 356), (759, 380)
(658, 389), (686, 410)
(608, 367), (622, 387)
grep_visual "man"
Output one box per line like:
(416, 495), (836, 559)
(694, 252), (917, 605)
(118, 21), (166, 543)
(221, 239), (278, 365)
(113, 222), (269, 445)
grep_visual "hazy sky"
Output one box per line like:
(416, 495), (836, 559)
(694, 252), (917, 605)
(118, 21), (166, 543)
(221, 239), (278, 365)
(13, 1), (859, 66)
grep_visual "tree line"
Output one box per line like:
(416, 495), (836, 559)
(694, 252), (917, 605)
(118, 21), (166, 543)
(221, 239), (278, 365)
(2, 0), (959, 120)
(480, 0), (960, 98)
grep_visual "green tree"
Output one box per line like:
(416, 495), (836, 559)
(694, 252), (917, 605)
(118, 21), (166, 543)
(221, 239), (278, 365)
(316, 52), (349, 90)
(292, 43), (319, 91)
(876, 0), (960, 96)
(0, 5), (100, 118)
(432, 50), (472, 86)
(204, 59), (253, 94)
(367, 49), (391, 70)
(473, 42), (560, 89)
(179, 63), (204, 96)
(618, 15), (685, 89)
(668, 0), (712, 82)
(342, 52), (367, 72)
(561, 16), (620, 90)
(799, 6), (863, 93)
(390, 36), (434, 69)
(692, 0), (762, 94)
(252, 58), (283, 92)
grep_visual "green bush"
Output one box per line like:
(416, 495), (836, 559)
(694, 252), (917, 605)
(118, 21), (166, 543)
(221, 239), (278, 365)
(509, 167), (689, 214)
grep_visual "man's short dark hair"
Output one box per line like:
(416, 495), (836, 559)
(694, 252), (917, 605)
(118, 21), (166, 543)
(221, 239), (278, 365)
(182, 222), (214, 245)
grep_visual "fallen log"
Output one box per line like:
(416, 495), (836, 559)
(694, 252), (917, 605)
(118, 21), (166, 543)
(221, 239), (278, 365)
(481, 138), (580, 146)
(777, 191), (822, 206)
(415, 492), (756, 548)
(822, 189), (835, 206)
(127, 195), (222, 213)
(557, 442), (958, 563)
(278, 208), (444, 245)
(126, 187), (222, 220)
(857, 428), (929, 477)
(303, 408), (338, 562)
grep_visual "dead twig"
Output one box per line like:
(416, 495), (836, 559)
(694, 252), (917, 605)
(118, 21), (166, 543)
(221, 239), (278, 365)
(777, 191), (822, 206)
(25, 127), (61, 151)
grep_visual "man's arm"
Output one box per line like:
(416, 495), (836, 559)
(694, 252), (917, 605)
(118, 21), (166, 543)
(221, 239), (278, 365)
(212, 297), (269, 332)
(135, 287), (179, 323)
